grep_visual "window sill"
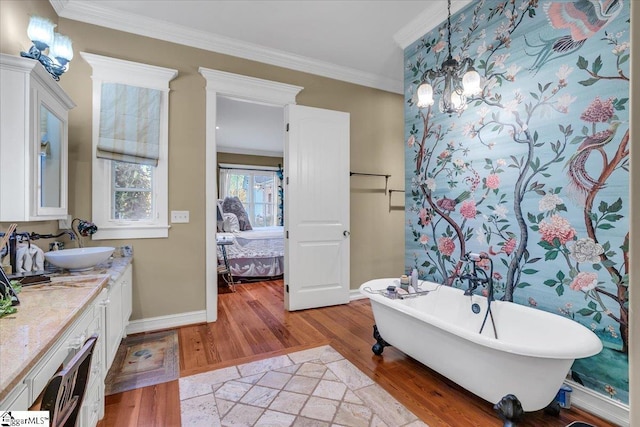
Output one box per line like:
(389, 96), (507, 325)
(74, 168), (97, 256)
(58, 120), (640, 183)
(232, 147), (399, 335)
(92, 224), (169, 240)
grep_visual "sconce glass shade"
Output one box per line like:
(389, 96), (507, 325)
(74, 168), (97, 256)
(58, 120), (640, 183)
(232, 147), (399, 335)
(49, 33), (74, 64)
(462, 68), (482, 96)
(417, 82), (434, 108)
(20, 16), (73, 81)
(26, 16), (55, 51)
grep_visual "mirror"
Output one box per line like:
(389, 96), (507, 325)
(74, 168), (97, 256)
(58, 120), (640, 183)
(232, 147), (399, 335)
(39, 104), (62, 208)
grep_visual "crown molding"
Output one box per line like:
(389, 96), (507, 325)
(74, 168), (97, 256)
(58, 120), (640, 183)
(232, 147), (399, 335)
(55, 0), (403, 94)
(393, 0), (472, 49)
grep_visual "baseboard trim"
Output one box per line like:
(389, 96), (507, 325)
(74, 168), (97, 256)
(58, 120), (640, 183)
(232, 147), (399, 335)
(350, 289), (367, 301)
(126, 310), (207, 335)
(565, 379), (629, 427)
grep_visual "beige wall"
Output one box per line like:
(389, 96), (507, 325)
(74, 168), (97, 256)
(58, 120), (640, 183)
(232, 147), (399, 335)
(1, 1), (405, 320)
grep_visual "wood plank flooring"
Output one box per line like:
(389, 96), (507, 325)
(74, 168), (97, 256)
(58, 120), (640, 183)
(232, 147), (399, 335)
(99, 280), (618, 427)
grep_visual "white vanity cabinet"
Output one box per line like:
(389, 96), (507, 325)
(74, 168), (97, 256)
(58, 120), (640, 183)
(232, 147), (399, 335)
(0, 276), (107, 425)
(0, 54), (76, 221)
(103, 263), (133, 370)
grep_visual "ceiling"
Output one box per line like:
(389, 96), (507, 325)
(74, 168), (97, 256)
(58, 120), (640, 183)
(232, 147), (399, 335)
(53, 0), (470, 156)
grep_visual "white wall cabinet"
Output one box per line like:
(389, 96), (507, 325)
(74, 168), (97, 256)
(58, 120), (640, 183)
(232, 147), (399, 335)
(0, 54), (75, 221)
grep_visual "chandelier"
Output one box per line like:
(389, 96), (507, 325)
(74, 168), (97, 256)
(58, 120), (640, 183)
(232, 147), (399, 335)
(417, 0), (481, 115)
(20, 16), (73, 81)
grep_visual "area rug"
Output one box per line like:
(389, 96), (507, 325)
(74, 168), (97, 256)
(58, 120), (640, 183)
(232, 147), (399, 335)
(179, 345), (428, 427)
(105, 330), (179, 395)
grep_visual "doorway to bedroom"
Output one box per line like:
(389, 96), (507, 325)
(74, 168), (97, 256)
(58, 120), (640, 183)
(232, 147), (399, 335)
(201, 68), (351, 323)
(215, 97), (286, 283)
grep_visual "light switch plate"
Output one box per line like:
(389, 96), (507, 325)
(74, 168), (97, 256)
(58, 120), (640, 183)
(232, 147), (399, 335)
(171, 210), (189, 223)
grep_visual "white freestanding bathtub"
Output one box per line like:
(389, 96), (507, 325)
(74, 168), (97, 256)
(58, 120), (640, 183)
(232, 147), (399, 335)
(360, 278), (603, 413)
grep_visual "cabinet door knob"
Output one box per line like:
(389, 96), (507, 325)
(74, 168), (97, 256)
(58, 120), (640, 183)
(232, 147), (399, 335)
(343, 230), (350, 237)
(69, 333), (87, 350)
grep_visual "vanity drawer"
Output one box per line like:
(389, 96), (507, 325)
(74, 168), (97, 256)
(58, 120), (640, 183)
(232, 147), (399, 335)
(25, 301), (96, 404)
(0, 383), (29, 410)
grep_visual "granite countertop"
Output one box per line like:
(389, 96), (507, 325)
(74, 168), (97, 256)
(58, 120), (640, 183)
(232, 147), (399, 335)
(0, 256), (132, 402)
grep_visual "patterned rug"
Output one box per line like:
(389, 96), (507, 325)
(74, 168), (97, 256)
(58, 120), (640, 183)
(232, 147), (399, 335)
(179, 345), (427, 427)
(105, 330), (180, 395)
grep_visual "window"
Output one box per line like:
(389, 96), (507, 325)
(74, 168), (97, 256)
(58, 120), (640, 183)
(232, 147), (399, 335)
(112, 162), (153, 220)
(81, 52), (177, 239)
(219, 164), (282, 227)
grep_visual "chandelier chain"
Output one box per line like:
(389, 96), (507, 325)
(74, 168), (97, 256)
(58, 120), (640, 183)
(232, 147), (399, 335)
(447, 0), (453, 59)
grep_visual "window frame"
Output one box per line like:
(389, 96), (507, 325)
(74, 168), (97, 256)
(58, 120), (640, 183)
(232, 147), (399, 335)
(81, 52), (177, 239)
(219, 163), (280, 228)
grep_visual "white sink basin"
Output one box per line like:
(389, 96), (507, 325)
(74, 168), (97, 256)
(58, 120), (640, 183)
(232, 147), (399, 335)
(44, 247), (115, 271)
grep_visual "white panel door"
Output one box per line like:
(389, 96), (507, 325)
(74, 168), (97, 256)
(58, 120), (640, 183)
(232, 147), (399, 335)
(284, 105), (350, 311)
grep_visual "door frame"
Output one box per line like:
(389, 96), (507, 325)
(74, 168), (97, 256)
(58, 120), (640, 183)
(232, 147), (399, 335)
(199, 67), (303, 322)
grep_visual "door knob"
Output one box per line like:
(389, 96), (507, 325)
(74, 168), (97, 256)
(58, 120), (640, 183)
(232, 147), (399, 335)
(343, 230), (350, 237)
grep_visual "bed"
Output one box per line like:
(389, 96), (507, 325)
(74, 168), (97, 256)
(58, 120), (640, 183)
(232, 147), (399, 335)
(216, 197), (284, 279)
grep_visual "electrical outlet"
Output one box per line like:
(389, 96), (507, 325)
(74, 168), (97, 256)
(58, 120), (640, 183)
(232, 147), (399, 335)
(58, 215), (72, 229)
(171, 210), (190, 223)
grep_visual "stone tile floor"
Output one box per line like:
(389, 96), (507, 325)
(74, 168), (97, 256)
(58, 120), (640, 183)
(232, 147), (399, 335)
(179, 345), (428, 427)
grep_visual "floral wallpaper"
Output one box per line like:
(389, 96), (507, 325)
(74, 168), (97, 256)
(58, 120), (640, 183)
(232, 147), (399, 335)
(404, 0), (630, 404)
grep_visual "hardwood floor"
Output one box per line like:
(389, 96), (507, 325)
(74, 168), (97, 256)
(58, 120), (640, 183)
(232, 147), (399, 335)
(99, 280), (617, 426)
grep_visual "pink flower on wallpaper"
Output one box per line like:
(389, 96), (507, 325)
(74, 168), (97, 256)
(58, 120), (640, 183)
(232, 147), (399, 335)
(407, 135), (415, 147)
(433, 40), (447, 53)
(493, 271), (503, 280)
(436, 197), (456, 211)
(419, 234), (429, 245)
(438, 150), (451, 159)
(485, 173), (500, 190)
(580, 96), (614, 123)
(418, 208), (430, 226)
(503, 237), (517, 255)
(570, 271), (599, 292)
(459, 200), (477, 219)
(539, 214), (576, 245)
(437, 237), (455, 257)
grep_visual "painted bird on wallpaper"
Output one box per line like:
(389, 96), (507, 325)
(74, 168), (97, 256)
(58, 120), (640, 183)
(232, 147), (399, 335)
(565, 120), (621, 205)
(526, 0), (623, 71)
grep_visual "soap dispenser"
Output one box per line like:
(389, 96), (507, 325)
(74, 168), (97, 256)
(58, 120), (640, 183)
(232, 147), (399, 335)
(410, 268), (419, 291)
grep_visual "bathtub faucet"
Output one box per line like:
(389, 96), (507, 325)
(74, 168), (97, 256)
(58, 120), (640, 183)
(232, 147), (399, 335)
(461, 252), (494, 301)
(461, 274), (489, 296)
(463, 252), (498, 339)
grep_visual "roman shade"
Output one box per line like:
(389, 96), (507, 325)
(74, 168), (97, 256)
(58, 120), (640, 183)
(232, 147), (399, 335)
(97, 83), (161, 166)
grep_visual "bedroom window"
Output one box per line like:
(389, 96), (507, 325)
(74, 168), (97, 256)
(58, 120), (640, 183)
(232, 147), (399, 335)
(219, 164), (281, 227)
(81, 52), (177, 239)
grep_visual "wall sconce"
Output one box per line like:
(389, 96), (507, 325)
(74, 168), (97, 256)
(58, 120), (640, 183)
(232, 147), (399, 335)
(416, 0), (481, 115)
(20, 16), (73, 81)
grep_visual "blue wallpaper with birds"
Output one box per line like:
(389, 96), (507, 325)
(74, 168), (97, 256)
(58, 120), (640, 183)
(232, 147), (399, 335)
(404, 0), (629, 404)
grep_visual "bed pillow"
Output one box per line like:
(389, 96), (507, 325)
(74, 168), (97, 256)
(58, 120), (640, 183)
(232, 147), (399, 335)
(223, 213), (240, 233)
(222, 196), (253, 231)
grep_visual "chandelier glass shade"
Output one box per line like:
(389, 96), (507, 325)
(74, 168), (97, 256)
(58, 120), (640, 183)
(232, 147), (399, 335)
(21, 16), (73, 81)
(416, 0), (481, 115)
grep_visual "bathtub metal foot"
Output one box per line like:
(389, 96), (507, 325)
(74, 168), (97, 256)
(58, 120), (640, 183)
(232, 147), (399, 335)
(544, 400), (561, 417)
(372, 325), (390, 355)
(494, 394), (524, 427)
